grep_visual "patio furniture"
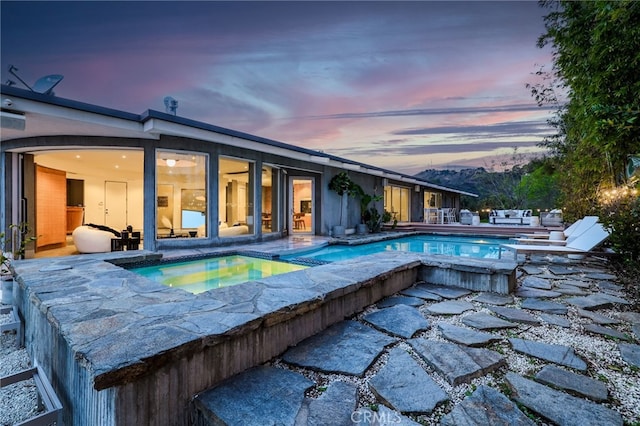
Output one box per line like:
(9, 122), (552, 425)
(489, 209), (533, 225)
(443, 207), (457, 224)
(424, 208), (439, 224)
(499, 223), (609, 260)
(514, 216), (599, 245)
(540, 209), (563, 226)
(459, 209), (473, 225)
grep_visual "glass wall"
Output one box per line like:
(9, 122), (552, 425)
(384, 185), (410, 222)
(261, 165), (278, 233)
(219, 157), (254, 237)
(156, 150), (207, 238)
(291, 177), (314, 234)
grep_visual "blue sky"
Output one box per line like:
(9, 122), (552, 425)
(1, 1), (556, 173)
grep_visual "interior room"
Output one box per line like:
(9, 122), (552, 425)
(31, 149), (144, 257)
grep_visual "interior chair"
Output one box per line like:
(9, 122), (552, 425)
(72, 226), (113, 253)
(293, 213), (306, 229)
(499, 223), (609, 260)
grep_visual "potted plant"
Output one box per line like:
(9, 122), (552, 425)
(1, 223), (36, 304)
(355, 187), (383, 234)
(328, 172), (359, 236)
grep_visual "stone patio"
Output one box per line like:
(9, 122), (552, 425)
(193, 256), (638, 425)
(9, 238), (517, 425)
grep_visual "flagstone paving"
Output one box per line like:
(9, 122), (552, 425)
(362, 304), (429, 339)
(439, 384), (535, 426)
(534, 365), (609, 402)
(194, 257), (640, 425)
(509, 338), (588, 371)
(369, 347), (449, 414)
(505, 373), (623, 426)
(280, 320), (396, 376)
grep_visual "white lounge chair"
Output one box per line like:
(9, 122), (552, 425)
(513, 216), (599, 245)
(499, 223), (610, 260)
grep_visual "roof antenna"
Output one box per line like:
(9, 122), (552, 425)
(6, 65), (63, 95)
(163, 96), (178, 115)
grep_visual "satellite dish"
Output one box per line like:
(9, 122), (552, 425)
(163, 96), (178, 115)
(7, 65), (63, 96)
(32, 74), (64, 95)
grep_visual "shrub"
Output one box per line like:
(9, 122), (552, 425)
(599, 186), (640, 265)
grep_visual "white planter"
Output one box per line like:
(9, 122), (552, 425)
(332, 225), (346, 237)
(1, 276), (13, 305)
(549, 231), (566, 246)
(568, 254), (586, 260)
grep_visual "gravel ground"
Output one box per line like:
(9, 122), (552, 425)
(1, 258), (639, 425)
(0, 313), (41, 426)
(269, 297), (640, 425)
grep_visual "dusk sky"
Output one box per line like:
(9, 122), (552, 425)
(1, 1), (558, 174)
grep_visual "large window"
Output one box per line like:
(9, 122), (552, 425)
(219, 157), (254, 237)
(424, 191), (442, 208)
(156, 151), (207, 238)
(384, 185), (410, 222)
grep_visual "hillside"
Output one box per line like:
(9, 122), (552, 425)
(415, 168), (489, 198)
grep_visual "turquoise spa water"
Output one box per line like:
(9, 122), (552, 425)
(130, 255), (307, 294)
(282, 235), (507, 263)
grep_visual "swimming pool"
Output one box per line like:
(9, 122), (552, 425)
(130, 255), (307, 294)
(282, 235), (507, 263)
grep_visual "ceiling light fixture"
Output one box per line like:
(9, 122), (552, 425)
(157, 158), (197, 168)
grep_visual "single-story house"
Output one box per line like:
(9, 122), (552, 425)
(1, 84), (476, 255)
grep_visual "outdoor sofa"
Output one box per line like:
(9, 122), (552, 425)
(489, 209), (533, 225)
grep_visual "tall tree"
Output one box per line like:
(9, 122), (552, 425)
(534, 0), (640, 218)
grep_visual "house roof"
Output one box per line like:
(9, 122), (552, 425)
(1, 85), (477, 197)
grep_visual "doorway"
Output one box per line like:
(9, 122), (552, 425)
(105, 181), (128, 231)
(289, 177), (314, 235)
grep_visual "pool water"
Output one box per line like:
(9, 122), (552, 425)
(130, 255), (307, 294)
(282, 235), (506, 263)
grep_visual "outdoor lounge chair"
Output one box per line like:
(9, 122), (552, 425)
(499, 222), (610, 260)
(513, 216), (599, 245)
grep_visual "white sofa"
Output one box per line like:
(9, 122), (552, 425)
(197, 223), (250, 238)
(540, 209), (563, 226)
(72, 226), (114, 253)
(489, 209), (533, 225)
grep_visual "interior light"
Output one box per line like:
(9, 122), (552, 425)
(75, 155), (81, 159)
(166, 159), (177, 167)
